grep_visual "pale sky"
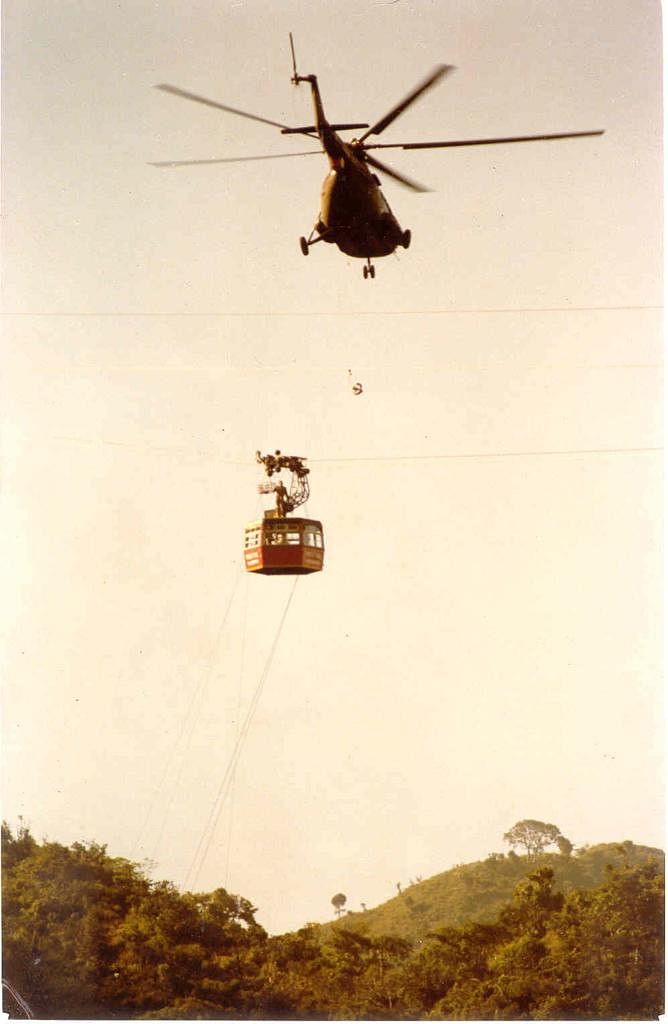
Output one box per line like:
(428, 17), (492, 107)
(1, 0), (663, 935)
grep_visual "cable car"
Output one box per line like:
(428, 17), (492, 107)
(244, 451), (325, 576)
(244, 514), (324, 575)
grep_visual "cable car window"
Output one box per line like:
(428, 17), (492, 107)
(303, 531), (315, 546)
(286, 531), (301, 545)
(314, 533), (323, 548)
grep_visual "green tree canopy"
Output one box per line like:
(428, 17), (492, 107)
(1, 822), (267, 1019)
(557, 835), (574, 857)
(331, 892), (347, 917)
(503, 818), (566, 858)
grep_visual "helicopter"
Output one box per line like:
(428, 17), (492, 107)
(152, 36), (604, 279)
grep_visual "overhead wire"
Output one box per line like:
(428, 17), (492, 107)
(131, 572), (242, 862)
(22, 432), (252, 463)
(17, 432), (662, 465)
(5, 303), (662, 317)
(224, 571), (249, 888)
(183, 575), (300, 892)
(309, 445), (662, 464)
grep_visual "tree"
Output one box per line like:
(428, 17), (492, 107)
(331, 892), (347, 917)
(503, 819), (565, 859)
(2, 829), (268, 1020)
(254, 925), (327, 1018)
(1, 820), (37, 869)
(557, 835), (574, 857)
(547, 860), (665, 1019)
(2, 833), (150, 1018)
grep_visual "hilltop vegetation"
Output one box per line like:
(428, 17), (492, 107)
(325, 841), (663, 942)
(2, 821), (663, 1019)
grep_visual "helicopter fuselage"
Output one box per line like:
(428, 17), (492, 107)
(300, 75), (409, 260)
(317, 151), (405, 258)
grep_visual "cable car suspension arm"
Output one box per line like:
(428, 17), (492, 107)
(256, 450), (310, 515)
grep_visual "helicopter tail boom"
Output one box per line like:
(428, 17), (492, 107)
(288, 34), (343, 157)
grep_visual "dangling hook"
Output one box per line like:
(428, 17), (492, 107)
(347, 369), (364, 396)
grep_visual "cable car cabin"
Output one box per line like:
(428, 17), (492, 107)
(244, 516), (324, 575)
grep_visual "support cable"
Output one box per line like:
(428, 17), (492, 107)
(131, 572), (242, 862)
(224, 572), (249, 887)
(309, 445), (662, 465)
(24, 433), (661, 465)
(183, 576), (299, 892)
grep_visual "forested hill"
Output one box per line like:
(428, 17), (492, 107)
(2, 823), (663, 1020)
(323, 841), (664, 942)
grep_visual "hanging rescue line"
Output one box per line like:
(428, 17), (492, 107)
(244, 451), (325, 575)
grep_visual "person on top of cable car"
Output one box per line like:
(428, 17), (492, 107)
(274, 480), (290, 517)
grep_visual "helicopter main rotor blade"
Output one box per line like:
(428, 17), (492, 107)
(364, 128), (605, 151)
(149, 150), (323, 167)
(357, 64), (454, 144)
(155, 83), (318, 136)
(364, 152), (430, 192)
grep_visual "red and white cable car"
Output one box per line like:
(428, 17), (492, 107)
(244, 451), (324, 576)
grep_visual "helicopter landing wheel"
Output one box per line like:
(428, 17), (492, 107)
(401, 229), (411, 249)
(363, 265), (368, 279)
(299, 236), (310, 256)
(363, 259), (375, 280)
(370, 265), (375, 278)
